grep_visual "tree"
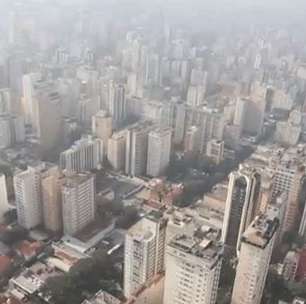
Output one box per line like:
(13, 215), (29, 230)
(0, 226), (27, 245)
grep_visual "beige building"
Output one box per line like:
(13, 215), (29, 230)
(124, 211), (166, 299)
(61, 173), (95, 236)
(164, 227), (223, 304)
(206, 139), (224, 164)
(41, 166), (63, 234)
(107, 130), (127, 171)
(231, 213), (279, 304)
(92, 111), (113, 156)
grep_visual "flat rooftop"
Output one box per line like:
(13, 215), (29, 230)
(169, 227), (223, 261)
(242, 213), (279, 249)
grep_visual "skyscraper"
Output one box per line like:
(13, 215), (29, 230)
(61, 173), (95, 236)
(0, 174), (9, 223)
(92, 111), (113, 156)
(60, 136), (103, 173)
(41, 166), (63, 234)
(14, 167), (42, 230)
(163, 227), (223, 304)
(146, 128), (172, 177)
(231, 213), (279, 304)
(222, 165), (261, 255)
(0, 114), (25, 149)
(124, 211), (167, 298)
(107, 130), (127, 171)
(125, 122), (153, 177)
(108, 82), (126, 130)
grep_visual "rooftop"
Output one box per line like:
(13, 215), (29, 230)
(168, 226), (223, 261)
(242, 213), (279, 249)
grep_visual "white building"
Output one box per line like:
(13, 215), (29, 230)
(107, 130), (127, 171)
(60, 136), (103, 173)
(125, 122), (153, 177)
(0, 174), (9, 223)
(231, 213), (279, 304)
(14, 167), (42, 229)
(206, 139), (224, 164)
(146, 128), (172, 177)
(163, 227), (223, 304)
(61, 173), (95, 236)
(124, 211), (167, 298)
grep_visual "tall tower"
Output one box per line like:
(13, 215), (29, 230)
(222, 165), (261, 255)
(61, 173), (95, 236)
(163, 227), (223, 304)
(146, 128), (172, 177)
(108, 82), (126, 130)
(14, 167), (42, 230)
(124, 211), (167, 298)
(107, 130), (127, 171)
(0, 174), (9, 223)
(125, 122), (153, 177)
(41, 166), (63, 234)
(231, 213), (279, 304)
(92, 111), (113, 156)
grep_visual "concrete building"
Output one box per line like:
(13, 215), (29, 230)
(222, 165), (261, 255)
(14, 167), (42, 230)
(108, 82), (126, 130)
(41, 166), (63, 234)
(0, 174), (9, 223)
(283, 251), (300, 281)
(270, 147), (305, 233)
(147, 128), (172, 177)
(206, 139), (224, 164)
(92, 111), (113, 156)
(0, 114), (25, 149)
(231, 213), (279, 304)
(163, 227), (223, 304)
(125, 122), (153, 177)
(124, 211), (167, 298)
(61, 173), (95, 236)
(107, 130), (127, 171)
(184, 125), (200, 153)
(60, 136), (103, 173)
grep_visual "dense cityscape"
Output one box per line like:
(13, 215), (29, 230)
(1, 0), (306, 304)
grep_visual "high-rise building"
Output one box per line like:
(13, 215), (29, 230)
(41, 166), (63, 234)
(60, 136), (103, 173)
(125, 122), (153, 177)
(163, 227), (223, 304)
(14, 167), (42, 230)
(0, 174), (9, 223)
(108, 82), (126, 130)
(22, 73), (42, 125)
(92, 111), (113, 156)
(231, 213), (279, 304)
(270, 148), (305, 232)
(146, 128), (172, 177)
(184, 125), (200, 153)
(34, 89), (63, 155)
(107, 130), (127, 171)
(0, 114), (25, 149)
(124, 211), (167, 298)
(222, 165), (261, 255)
(233, 98), (247, 136)
(61, 173), (95, 236)
(206, 139), (224, 165)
